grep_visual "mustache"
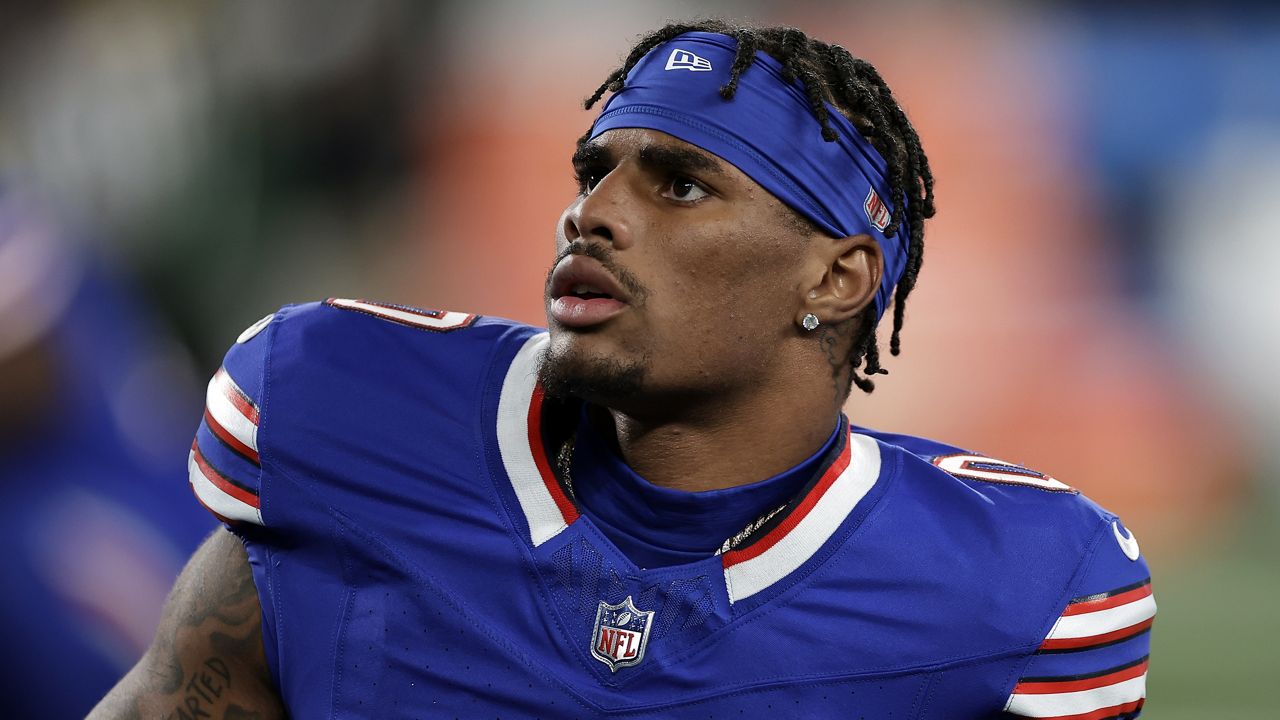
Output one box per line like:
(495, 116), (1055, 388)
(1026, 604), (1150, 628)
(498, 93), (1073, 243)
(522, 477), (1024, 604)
(545, 241), (648, 304)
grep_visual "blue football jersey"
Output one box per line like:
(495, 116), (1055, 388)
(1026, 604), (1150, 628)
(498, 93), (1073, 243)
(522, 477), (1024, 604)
(189, 299), (1154, 719)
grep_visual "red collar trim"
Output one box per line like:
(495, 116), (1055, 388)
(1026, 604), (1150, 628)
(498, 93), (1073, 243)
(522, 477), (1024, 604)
(528, 382), (579, 525)
(721, 431), (852, 568)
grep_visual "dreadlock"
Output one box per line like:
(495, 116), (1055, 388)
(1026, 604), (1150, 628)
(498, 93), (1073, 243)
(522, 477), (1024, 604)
(583, 20), (936, 394)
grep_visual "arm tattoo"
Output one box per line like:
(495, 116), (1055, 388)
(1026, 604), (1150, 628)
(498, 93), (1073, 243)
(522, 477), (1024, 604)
(88, 530), (285, 720)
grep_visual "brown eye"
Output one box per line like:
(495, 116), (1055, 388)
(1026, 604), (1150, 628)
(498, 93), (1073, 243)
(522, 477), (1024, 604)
(574, 165), (608, 195)
(664, 176), (710, 202)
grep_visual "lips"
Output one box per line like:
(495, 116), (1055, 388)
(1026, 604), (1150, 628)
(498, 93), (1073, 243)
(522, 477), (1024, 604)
(548, 255), (630, 328)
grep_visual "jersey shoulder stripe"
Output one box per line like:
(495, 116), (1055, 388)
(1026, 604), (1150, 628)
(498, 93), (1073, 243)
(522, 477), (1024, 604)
(1015, 655), (1149, 695)
(204, 367), (260, 464)
(1040, 578), (1155, 653)
(1061, 578), (1153, 617)
(189, 438), (263, 525)
(189, 310), (276, 528)
(1006, 668), (1146, 719)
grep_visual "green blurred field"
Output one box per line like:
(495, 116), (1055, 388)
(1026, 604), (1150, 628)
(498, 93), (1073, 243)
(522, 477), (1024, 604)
(1145, 497), (1280, 718)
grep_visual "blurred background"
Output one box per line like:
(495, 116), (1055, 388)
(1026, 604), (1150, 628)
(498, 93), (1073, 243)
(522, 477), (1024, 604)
(0, 0), (1275, 717)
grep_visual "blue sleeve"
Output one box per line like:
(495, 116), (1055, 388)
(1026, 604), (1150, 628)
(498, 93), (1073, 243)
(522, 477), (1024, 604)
(188, 312), (275, 527)
(1003, 516), (1154, 719)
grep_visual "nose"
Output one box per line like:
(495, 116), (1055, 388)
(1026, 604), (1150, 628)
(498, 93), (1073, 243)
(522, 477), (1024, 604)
(562, 171), (633, 249)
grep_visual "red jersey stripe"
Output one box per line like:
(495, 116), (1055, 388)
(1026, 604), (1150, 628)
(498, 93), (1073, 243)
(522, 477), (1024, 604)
(1040, 618), (1153, 652)
(721, 437), (852, 568)
(191, 441), (261, 509)
(1015, 660), (1148, 695)
(528, 383), (578, 525)
(1063, 583), (1153, 617)
(215, 368), (260, 425)
(204, 407), (260, 465)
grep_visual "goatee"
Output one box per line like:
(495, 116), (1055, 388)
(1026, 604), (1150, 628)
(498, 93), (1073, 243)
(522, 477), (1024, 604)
(537, 343), (647, 402)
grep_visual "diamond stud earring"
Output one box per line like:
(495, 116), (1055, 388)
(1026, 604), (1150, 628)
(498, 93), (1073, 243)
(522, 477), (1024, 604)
(801, 313), (820, 331)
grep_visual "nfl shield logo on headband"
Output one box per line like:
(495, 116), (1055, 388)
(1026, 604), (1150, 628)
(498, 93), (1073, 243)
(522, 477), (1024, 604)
(665, 48), (713, 72)
(864, 188), (891, 232)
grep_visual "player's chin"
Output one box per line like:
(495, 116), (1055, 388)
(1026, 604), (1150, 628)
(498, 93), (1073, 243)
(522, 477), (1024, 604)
(539, 332), (647, 403)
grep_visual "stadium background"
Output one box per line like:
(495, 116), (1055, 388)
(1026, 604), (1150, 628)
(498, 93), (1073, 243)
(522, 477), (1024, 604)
(0, 0), (1275, 717)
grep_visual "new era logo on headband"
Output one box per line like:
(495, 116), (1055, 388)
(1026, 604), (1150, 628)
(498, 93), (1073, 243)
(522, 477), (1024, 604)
(864, 189), (890, 232)
(665, 48), (713, 72)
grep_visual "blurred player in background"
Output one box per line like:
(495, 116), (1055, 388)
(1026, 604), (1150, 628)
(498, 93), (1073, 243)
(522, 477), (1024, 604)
(92, 21), (1153, 719)
(0, 187), (214, 718)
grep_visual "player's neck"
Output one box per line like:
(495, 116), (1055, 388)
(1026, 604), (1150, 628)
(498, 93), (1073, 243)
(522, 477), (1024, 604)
(594, 385), (840, 493)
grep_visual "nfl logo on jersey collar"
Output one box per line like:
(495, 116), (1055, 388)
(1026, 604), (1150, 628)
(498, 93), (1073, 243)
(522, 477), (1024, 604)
(590, 596), (655, 672)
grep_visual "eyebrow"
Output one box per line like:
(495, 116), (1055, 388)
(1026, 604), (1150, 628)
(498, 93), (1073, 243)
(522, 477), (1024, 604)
(636, 144), (725, 178)
(571, 140), (726, 179)
(571, 142), (610, 169)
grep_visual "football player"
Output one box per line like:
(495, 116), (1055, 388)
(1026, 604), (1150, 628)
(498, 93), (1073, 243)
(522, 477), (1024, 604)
(92, 21), (1153, 719)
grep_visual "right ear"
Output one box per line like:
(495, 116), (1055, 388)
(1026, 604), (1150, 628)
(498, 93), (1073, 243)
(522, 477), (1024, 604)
(795, 234), (883, 331)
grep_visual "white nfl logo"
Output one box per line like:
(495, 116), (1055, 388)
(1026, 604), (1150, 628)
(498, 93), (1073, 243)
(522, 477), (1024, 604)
(590, 596), (655, 672)
(665, 48), (713, 72)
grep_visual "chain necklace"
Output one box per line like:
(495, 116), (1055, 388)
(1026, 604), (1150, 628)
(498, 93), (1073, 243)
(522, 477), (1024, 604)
(553, 429), (790, 554)
(555, 431), (577, 499)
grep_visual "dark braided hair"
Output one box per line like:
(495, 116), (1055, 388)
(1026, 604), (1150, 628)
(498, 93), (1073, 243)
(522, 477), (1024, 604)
(583, 20), (936, 394)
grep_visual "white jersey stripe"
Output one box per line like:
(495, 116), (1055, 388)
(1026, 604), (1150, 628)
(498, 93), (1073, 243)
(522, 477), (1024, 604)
(1047, 595), (1157, 640)
(188, 450), (263, 525)
(206, 371), (258, 454)
(723, 433), (880, 604)
(1006, 673), (1146, 717)
(496, 333), (567, 547)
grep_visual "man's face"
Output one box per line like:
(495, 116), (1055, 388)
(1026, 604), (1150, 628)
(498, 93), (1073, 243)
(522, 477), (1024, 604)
(541, 128), (824, 409)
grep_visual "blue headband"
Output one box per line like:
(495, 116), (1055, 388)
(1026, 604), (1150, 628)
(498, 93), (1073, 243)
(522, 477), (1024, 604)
(589, 31), (906, 320)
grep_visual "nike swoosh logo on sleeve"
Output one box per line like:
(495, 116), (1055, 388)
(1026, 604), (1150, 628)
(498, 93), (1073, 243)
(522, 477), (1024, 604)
(1113, 521), (1140, 561)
